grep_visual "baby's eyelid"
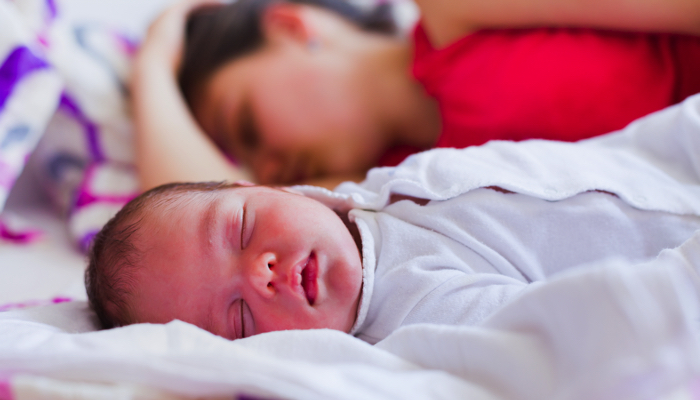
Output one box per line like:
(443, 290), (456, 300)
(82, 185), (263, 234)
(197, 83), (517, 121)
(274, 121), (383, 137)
(239, 299), (245, 339)
(241, 299), (254, 338)
(229, 298), (243, 340)
(241, 205), (255, 250)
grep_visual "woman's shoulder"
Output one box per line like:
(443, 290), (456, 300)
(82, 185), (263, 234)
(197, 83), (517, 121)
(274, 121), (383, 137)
(411, 22), (690, 95)
(413, 21), (682, 57)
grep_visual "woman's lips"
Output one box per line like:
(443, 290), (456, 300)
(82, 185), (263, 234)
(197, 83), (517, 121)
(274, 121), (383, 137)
(301, 253), (318, 306)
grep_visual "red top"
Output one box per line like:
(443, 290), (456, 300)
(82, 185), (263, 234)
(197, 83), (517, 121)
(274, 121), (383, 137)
(379, 24), (700, 165)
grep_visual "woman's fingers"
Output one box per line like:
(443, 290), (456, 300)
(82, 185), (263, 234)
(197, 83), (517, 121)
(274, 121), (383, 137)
(139, 0), (227, 71)
(161, 0), (226, 22)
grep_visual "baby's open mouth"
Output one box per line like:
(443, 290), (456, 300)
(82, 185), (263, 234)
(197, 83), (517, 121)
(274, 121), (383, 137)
(301, 253), (318, 306)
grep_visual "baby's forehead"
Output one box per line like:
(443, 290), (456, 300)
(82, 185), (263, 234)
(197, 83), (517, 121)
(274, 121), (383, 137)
(136, 189), (234, 234)
(155, 187), (243, 213)
(141, 185), (312, 230)
(134, 190), (235, 257)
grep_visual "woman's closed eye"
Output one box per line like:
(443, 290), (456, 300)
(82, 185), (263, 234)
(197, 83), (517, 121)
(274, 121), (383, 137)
(238, 99), (259, 150)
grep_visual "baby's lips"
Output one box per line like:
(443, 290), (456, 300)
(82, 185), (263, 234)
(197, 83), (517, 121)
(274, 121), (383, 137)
(290, 255), (311, 301)
(301, 253), (318, 306)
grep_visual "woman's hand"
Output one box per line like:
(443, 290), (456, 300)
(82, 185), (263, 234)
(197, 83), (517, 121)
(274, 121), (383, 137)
(137, 0), (225, 73)
(132, 0), (252, 192)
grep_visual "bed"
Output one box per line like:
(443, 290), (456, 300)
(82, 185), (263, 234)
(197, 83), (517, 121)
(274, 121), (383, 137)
(2, 0), (700, 399)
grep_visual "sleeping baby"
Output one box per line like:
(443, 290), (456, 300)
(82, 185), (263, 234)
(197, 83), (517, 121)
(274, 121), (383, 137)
(86, 99), (700, 344)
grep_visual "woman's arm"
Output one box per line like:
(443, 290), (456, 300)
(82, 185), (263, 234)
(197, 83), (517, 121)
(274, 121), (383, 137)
(132, 0), (250, 192)
(416, 0), (700, 48)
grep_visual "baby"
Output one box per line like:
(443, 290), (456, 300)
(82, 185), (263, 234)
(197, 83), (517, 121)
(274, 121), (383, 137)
(85, 181), (364, 339)
(86, 98), (700, 343)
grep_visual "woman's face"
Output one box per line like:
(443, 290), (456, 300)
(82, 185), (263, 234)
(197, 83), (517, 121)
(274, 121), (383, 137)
(193, 36), (388, 185)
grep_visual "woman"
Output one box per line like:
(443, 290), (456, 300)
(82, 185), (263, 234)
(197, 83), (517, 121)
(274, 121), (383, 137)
(133, 0), (700, 190)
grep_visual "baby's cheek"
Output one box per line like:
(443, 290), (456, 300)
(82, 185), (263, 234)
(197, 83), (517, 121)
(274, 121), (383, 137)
(254, 309), (315, 334)
(328, 259), (363, 307)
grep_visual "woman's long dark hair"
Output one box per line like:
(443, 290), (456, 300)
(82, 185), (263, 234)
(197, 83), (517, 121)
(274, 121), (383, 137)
(179, 0), (396, 106)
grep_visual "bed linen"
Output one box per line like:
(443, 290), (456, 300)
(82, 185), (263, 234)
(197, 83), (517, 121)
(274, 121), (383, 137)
(0, 0), (139, 253)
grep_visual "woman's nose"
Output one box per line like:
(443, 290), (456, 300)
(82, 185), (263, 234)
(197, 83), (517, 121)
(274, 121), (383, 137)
(247, 252), (278, 298)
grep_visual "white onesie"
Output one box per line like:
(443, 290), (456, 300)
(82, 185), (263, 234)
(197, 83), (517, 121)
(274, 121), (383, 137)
(297, 94), (700, 344)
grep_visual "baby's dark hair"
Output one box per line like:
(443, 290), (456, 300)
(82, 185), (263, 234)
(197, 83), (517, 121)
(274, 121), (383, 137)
(179, 0), (396, 105)
(85, 181), (243, 329)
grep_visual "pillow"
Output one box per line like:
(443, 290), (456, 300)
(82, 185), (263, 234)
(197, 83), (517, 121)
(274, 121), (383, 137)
(0, 0), (139, 250)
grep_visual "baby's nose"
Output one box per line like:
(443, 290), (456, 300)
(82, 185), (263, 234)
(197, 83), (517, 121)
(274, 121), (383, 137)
(248, 252), (278, 298)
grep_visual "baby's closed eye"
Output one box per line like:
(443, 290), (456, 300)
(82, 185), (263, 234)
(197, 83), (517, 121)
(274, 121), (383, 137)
(232, 298), (255, 339)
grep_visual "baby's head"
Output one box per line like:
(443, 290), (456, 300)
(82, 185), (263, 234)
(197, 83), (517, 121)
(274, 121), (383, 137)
(85, 181), (363, 340)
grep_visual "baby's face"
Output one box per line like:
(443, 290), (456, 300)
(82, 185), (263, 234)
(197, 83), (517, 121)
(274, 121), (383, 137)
(130, 186), (363, 339)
